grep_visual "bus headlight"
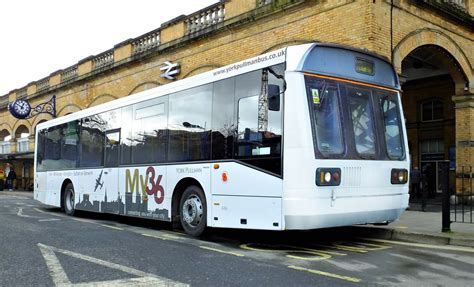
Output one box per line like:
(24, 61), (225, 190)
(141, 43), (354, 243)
(316, 168), (341, 186)
(391, 169), (408, 184)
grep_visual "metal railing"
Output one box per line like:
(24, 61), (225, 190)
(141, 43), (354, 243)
(16, 138), (29, 153)
(0, 142), (11, 154)
(185, 2), (225, 34)
(452, 166), (473, 224)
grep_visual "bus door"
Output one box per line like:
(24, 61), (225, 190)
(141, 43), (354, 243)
(102, 129), (121, 214)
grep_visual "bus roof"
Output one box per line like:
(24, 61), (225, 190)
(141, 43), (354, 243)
(296, 43), (400, 90)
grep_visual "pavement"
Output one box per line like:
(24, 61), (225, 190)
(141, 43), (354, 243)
(3, 189), (474, 248)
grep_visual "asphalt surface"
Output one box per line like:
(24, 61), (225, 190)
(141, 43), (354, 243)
(1, 192), (474, 286)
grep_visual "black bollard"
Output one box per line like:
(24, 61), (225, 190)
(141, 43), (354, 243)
(441, 162), (451, 232)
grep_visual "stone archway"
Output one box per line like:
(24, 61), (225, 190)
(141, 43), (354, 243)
(183, 65), (221, 78)
(128, 82), (160, 95)
(87, 94), (117, 108)
(396, 31), (473, 198)
(393, 28), (472, 94)
(57, 104), (82, 117)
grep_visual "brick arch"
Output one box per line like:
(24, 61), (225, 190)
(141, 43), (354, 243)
(183, 65), (221, 78)
(260, 39), (314, 54)
(57, 104), (82, 117)
(0, 123), (13, 135)
(31, 113), (54, 128)
(128, 81), (160, 95)
(0, 129), (10, 140)
(87, 94), (117, 108)
(12, 122), (31, 138)
(393, 28), (473, 94)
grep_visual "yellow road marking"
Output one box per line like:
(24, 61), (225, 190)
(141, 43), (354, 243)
(101, 224), (124, 231)
(362, 238), (474, 253)
(240, 244), (331, 261)
(312, 243), (368, 253)
(288, 265), (361, 283)
(200, 246), (245, 257)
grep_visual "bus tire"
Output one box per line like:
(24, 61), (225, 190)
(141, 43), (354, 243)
(180, 185), (207, 237)
(64, 183), (76, 216)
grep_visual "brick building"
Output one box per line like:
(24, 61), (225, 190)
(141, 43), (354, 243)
(0, 0), (472, 193)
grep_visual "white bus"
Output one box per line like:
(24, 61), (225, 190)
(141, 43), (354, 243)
(34, 43), (409, 236)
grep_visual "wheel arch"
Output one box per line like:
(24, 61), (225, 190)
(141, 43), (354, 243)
(171, 177), (205, 227)
(60, 178), (73, 209)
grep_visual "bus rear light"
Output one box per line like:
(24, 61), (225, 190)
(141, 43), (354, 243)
(391, 169), (408, 184)
(316, 168), (341, 186)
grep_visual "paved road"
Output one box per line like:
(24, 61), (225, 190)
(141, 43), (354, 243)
(1, 192), (473, 286)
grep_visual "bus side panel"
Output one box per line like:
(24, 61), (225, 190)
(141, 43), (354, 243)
(166, 163), (212, 225)
(210, 162), (283, 229)
(211, 195), (282, 230)
(34, 172), (51, 206)
(117, 166), (170, 221)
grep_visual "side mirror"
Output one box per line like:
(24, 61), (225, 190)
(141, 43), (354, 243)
(268, 84), (280, 111)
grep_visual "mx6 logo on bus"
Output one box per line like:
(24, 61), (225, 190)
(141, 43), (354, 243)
(125, 167), (164, 204)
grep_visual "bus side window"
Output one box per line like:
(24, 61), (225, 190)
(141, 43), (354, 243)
(80, 116), (105, 168)
(212, 78), (236, 160)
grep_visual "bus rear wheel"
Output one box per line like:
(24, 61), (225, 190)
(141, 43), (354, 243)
(180, 186), (207, 237)
(63, 183), (75, 216)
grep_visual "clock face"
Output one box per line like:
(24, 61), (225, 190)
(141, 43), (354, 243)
(12, 99), (31, 118)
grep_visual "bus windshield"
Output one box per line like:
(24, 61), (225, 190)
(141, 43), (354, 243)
(305, 75), (405, 160)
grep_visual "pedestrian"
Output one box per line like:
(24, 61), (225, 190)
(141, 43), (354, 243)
(6, 164), (16, 191)
(410, 167), (421, 199)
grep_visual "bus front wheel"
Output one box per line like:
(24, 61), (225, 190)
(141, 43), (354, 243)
(180, 186), (207, 237)
(63, 183), (75, 216)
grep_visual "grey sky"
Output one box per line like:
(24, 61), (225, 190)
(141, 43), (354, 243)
(0, 0), (217, 96)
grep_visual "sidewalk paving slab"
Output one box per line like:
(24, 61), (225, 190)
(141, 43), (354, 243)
(353, 210), (474, 248)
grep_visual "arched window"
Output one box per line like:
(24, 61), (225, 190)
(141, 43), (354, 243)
(421, 99), (443, 122)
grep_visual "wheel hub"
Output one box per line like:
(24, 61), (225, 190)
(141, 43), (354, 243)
(182, 195), (203, 226)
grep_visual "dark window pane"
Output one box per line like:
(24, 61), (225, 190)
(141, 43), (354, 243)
(120, 106), (133, 165)
(105, 130), (120, 167)
(305, 77), (344, 156)
(421, 102), (432, 121)
(41, 122), (79, 170)
(80, 116), (105, 167)
(212, 78), (236, 160)
(36, 130), (46, 171)
(168, 84), (212, 162)
(380, 96), (404, 159)
(132, 98), (168, 164)
(433, 100), (443, 120)
(348, 88), (376, 156)
(234, 66), (284, 175)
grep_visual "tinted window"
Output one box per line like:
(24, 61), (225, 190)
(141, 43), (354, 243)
(80, 116), (105, 167)
(132, 99), (168, 164)
(234, 66), (284, 175)
(347, 87), (376, 157)
(212, 78), (236, 160)
(36, 130), (45, 171)
(169, 85), (212, 162)
(121, 106), (133, 165)
(39, 121), (79, 171)
(380, 94), (404, 159)
(305, 77), (344, 156)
